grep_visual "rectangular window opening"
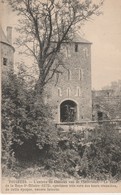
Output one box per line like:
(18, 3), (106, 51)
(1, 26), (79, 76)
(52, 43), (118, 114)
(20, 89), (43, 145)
(75, 43), (78, 52)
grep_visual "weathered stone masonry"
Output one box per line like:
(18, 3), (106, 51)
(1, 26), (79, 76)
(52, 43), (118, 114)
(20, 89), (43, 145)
(46, 35), (92, 123)
(0, 26), (15, 80)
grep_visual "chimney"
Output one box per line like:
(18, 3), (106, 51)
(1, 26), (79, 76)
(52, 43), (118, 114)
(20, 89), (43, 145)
(6, 26), (12, 45)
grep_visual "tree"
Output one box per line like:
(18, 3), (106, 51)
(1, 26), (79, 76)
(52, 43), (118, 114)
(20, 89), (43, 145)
(7, 0), (103, 94)
(2, 72), (58, 167)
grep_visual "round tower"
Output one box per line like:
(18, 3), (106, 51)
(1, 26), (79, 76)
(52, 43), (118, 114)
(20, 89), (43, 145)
(0, 26), (15, 80)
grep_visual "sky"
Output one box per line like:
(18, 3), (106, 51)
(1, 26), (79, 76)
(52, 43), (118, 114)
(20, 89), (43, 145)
(0, 0), (121, 90)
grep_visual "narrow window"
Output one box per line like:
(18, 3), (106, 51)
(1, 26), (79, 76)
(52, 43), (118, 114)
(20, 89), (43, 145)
(79, 69), (84, 80)
(68, 70), (71, 80)
(55, 72), (61, 84)
(67, 87), (71, 97)
(65, 46), (71, 58)
(68, 43), (71, 57)
(83, 48), (89, 58)
(77, 87), (80, 96)
(75, 43), (78, 52)
(75, 87), (80, 97)
(3, 58), (7, 66)
(65, 47), (68, 58)
(79, 69), (82, 80)
(58, 88), (62, 96)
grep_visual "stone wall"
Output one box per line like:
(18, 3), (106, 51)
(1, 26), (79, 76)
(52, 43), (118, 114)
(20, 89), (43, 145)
(46, 40), (92, 123)
(1, 42), (14, 79)
(0, 26), (15, 81)
(92, 89), (121, 120)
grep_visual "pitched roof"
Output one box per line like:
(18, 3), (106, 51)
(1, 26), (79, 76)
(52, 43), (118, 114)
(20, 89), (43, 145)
(51, 33), (91, 44)
(72, 33), (91, 44)
(0, 25), (10, 44)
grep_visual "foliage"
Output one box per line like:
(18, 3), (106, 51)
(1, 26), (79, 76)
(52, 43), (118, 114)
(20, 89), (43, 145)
(88, 124), (121, 180)
(2, 73), (23, 168)
(2, 73), (56, 167)
(39, 125), (121, 180)
(5, 0), (103, 93)
(2, 74), (121, 180)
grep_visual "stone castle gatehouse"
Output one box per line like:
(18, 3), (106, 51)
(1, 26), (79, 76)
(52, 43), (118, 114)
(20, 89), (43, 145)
(46, 34), (92, 123)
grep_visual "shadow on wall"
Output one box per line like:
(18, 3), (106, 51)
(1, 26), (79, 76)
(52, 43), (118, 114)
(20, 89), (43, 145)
(60, 100), (77, 122)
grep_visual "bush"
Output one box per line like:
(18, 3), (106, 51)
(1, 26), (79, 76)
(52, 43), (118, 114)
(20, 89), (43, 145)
(89, 124), (121, 180)
(2, 73), (57, 167)
(41, 125), (121, 180)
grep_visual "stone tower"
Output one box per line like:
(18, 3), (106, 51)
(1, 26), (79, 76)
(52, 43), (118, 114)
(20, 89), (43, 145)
(0, 26), (15, 80)
(46, 34), (92, 123)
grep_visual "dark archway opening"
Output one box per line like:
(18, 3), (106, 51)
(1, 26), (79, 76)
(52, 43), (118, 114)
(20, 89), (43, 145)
(60, 100), (77, 122)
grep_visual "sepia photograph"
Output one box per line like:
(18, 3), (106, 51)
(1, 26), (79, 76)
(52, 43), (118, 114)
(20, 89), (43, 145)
(0, 0), (121, 193)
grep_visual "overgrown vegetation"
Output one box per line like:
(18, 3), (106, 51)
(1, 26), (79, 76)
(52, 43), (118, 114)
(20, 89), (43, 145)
(2, 73), (56, 167)
(2, 74), (121, 181)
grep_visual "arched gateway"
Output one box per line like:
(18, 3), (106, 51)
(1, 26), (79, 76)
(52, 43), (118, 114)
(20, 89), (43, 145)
(60, 100), (77, 122)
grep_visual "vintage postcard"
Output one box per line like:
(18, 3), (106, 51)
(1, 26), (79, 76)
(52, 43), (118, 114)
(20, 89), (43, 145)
(0, 0), (121, 193)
